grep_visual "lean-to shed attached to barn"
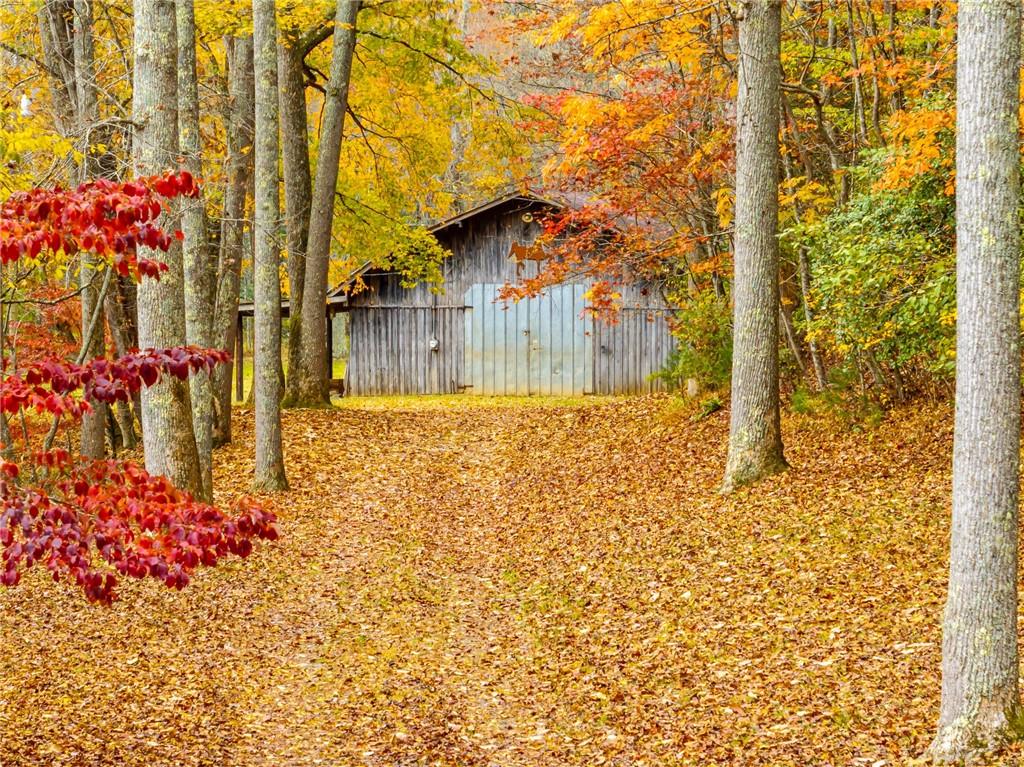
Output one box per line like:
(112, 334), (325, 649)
(344, 190), (676, 396)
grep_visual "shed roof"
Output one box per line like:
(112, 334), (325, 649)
(236, 285), (348, 318)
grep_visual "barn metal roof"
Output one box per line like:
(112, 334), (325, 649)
(236, 190), (566, 317)
(426, 189), (560, 236)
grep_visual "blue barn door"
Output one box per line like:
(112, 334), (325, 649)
(464, 283), (592, 395)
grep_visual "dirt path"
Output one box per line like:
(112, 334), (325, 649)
(2, 397), (1012, 766)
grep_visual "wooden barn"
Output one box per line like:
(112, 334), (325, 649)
(343, 190), (677, 396)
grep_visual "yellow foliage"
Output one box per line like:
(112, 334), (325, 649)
(713, 187), (733, 229)
(0, 113), (74, 198)
(779, 177), (834, 224)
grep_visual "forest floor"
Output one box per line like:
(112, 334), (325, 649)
(2, 395), (1023, 766)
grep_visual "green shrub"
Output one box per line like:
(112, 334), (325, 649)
(655, 291), (732, 392)
(788, 150), (957, 394)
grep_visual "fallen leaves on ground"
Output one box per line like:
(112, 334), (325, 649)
(2, 395), (1022, 766)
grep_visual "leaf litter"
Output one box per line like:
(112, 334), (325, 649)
(2, 395), (1023, 766)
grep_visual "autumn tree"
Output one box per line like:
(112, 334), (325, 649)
(211, 35), (255, 446)
(1, 175), (278, 604)
(928, 0), (1022, 760)
(132, 0), (202, 496)
(288, 0), (361, 408)
(177, 0), (217, 500)
(252, 0), (288, 490)
(722, 0), (786, 492)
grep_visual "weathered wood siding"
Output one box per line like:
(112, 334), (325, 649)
(346, 306), (464, 395)
(351, 202), (547, 308)
(346, 197), (678, 396)
(592, 307), (676, 394)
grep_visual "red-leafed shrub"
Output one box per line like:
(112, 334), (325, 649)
(1, 173), (278, 604)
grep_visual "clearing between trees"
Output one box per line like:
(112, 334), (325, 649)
(0, 397), (1017, 767)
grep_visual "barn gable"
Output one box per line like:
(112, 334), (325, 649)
(349, 192), (557, 307)
(344, 191), (676, 397)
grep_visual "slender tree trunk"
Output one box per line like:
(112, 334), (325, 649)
(780, 306), (805, 378)
(104, 276), (140, 448)
(278, 40), (312, 401)
(177, 0), (215, 500)
(928, 0), (1022, 761)
(78, 254), (106, 457)
(252, 0), (288, 491)
(212, 36), (255, 445)
(72, 0), (106, 459)
(845, 0), (869, 146)
(797, 246), (828, 390)
(37, 0), (76, 135)
(132, 0), (202, 494)
(72, 0), (96, 174)
(437, 0), (473, 213)
(722, 0), (786, 493)
(290, 0), (360, 407)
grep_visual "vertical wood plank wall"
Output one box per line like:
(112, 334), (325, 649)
(346, 306), (464, 395)
(592, 307), (676, 395)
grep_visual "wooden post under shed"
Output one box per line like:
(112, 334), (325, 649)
(235, 313), (244, 400)
(234, 288), (349, 401)
(326, 310), (333, 375)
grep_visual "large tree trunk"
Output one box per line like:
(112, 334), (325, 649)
(278, 39), (312, 401)
(290, 0), (360, 407)
(927, 1), (1022, 761)
(132, 0), (202, 495)
(177, 0), (215, 500)
(252, 0), (288, 491)
(72, 0), (106, 459)
(212, 36), (255, 446)
(722, 0), (787, 493)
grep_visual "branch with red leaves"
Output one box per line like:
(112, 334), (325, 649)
(0, 173), (280, 605)
(0, 347), (277, 605)
(1, 458), (277, 605)
(2, 347), (231, 420)
(0, 171), (198, 280)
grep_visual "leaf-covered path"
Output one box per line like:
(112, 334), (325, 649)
(2, 397), (1020, 766)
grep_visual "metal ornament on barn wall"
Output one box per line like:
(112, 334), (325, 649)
(510, 241), (549, 280)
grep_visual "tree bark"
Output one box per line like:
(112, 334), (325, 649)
(104, 277), (140, 448)
(37, 0), (77, 135)
(278, 39), (312, 402)
(177, 0), (215, 500)
(77, 256), (106, 458)
(72, 0), (106, 459)
(212, 35), (255, 446)
(928, 0), (1022, 761)
(722, 0), (787, 493)
(290, 0), (360, 407)
(252, 0), (288, 491)
(132, 0), (202, 495)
